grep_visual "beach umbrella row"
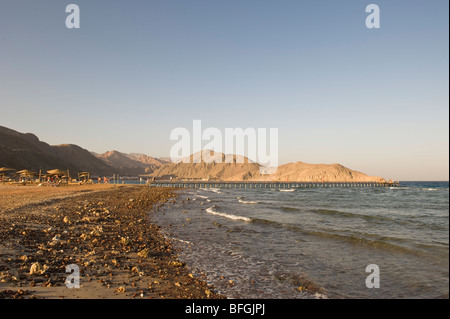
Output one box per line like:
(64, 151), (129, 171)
(16, 169), (37, 175)
(0, 167), (16, 179)
(0, 168), (73, 179)
(0, 168), (94, 184)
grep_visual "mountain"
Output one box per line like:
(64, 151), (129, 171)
(148, 150), (385, 182)
(0, 125), (386, 182)
(157, 157), (172, 163)
(0, 125), (166, 176)
(127, 153), (169, 166)
(253, 161), (385, 182)
(150, 151), (261, 181)
(95, 151), (167, 175)
(0, 125), (114, 176)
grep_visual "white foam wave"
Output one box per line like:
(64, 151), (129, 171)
(390, 187), (440, 191)
(173, 237), (193, 245)
(202, 188), (223, 194)
(238, 199), (259, 204)
(280, 189), (296, 192)
(196, 194), (209, 199)
(163, 235), (192, 245)
(205, 206), (252, 222)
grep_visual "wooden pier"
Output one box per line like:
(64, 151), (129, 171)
(150, 181), (400, 189)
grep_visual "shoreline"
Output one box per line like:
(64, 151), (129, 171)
(151, 185), (449, 299)
(153, 188), (327, 299)
(0, 184), (224, 299)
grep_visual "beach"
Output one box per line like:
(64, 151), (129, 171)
(1, 182), (448, 299)
(0, 184), (223, 299)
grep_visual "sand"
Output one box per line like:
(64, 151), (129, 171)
(0, 184), (224, 299)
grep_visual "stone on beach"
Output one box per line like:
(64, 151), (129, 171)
(29, 263), (48, 276)
(0, 184), (224, 299)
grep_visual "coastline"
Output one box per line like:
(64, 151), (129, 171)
(151, 183), (449, 299)
(153, 187), (327, 299)
(0, 184), (224, 299)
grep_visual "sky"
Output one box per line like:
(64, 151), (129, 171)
(0, 0), (448, 180)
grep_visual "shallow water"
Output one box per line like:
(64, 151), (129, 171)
(151, 181), (449, 299)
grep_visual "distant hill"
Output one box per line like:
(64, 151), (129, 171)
(0, 125), (386, 182)
(150, 150), (261, 181)
(95, 150), (166, 175)
(0, 125), (114, 176)
(127, 153), (169, 166)
(148, 150), (385, 182)
(252, 161), (385, 182)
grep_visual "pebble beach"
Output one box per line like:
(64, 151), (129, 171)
(0, 184), (224, 299)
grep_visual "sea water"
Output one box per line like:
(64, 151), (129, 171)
(150, 182), (449, 299)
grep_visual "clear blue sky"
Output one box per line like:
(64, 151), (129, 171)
(0, 0), (448, 180)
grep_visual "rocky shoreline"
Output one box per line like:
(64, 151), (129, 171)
(0, 184), (224, 299)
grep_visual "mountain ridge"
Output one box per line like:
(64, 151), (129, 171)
(147, 150), (385, 182)
(94, 150), (165, 175)
(0, 125), (386, 182)
(0, 125), (114, 175)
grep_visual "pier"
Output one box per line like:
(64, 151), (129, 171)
(150, 181), (400, 189)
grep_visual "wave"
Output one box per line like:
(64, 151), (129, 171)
(237, 197), (258, 204)
(239, 199), (259, 204)
(205, 206), (252, 222)
(310, 209), (394, 222)
(163, 235), (193, 245)
(172, 237), (193, 245)
(316, 232), (423, 255)
(280, 189), (296, 192)
(248, 217), (426, 255)
(280, 206), (302, 213)
(278, 206), (395, 223)
(390, 187), (441, 191)
(311, 209), (448, 230)
(196, 195), (209, 199)
(200, 188), (223, 194)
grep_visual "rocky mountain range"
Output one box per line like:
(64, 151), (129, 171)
(94, 150), (167, 175)
(0, 126), (113, 175)
(0, 125), (385, 182)
(147, 150), (385, 182)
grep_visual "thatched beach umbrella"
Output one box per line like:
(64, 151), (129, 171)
(77, 172), (90, 184)
(16, 170), (38, 182)
(48, 169), (70, 183)
(47, 169), (68, 175)
(17, 169), (37, 176)
(0, 167), (15, 181)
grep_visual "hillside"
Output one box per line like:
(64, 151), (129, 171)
(127, 153), (168, 166)
(1, 125), (385, 182)
(253, 161), (385, 182)
(148, 150), (385, 182)
(95, 150), (166, 175)
(0, 126), (114, 176)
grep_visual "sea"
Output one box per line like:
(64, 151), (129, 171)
(150, 181), (449, 299)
